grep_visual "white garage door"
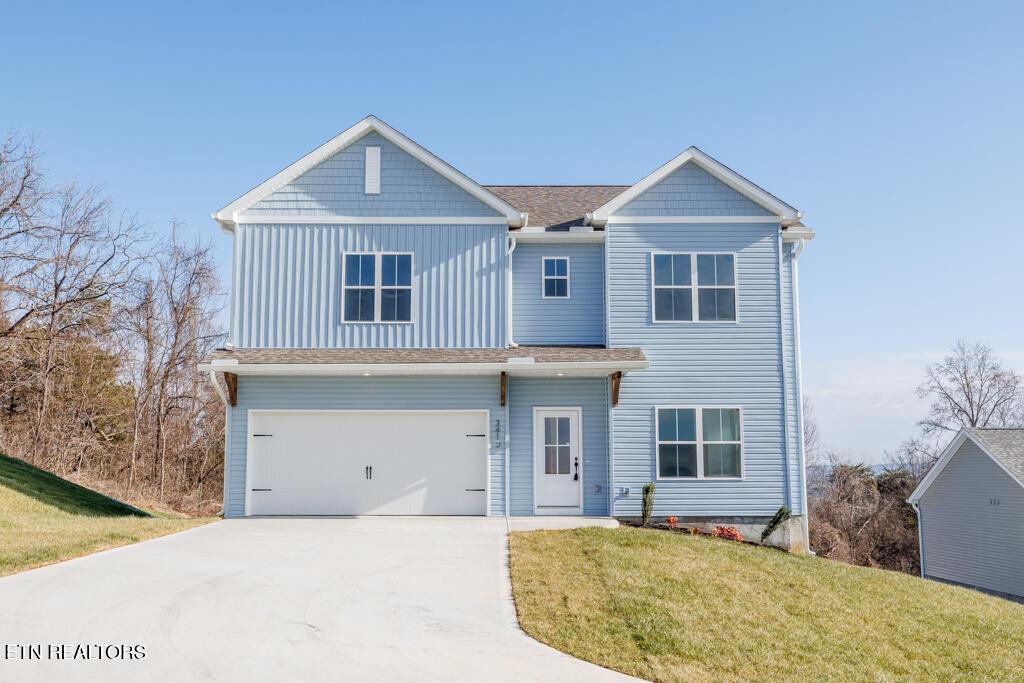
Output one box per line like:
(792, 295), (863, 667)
(247, 411), (489, 516)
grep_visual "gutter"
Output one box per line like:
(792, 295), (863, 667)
(197, 360), (650, 377)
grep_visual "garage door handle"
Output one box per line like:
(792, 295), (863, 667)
(465, 488), (485, 492)
(365, 466), (372, 480)
(253, 434), (273, 437)
(465, 434), (486, 437)
(251, 488), (272, 492)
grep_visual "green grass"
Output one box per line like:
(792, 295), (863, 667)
(509, 527), (1024, 682)
(0, 453), (215, 576)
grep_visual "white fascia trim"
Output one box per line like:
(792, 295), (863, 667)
(198, 360), (649, 377)
(232, 215), (509, 225)
(782, 226), (816, 242)
(213, 115), (526, 230)
(512, 231), (605, 243)
(604, 215), (782, 224)
(908, 429), (1024, 503)
(590, 146), (799, 225)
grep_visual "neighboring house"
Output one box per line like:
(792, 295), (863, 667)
(908, 428), (1024, 599)
(199, 116), (814, 550)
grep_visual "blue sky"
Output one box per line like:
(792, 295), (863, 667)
(6, 1), (1023, 461)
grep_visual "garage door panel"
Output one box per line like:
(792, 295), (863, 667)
(248, 411), (488, 516)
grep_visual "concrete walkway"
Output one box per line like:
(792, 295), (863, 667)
(0, 518), (635, 682)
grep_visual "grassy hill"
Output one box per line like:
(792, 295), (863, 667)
(510, 526), (1024, 682)
(0, 453), (214, 576)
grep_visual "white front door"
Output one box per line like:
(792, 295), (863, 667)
(533, 408), (582, 514)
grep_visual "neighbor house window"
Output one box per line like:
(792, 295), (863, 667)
(542, 257), (569, 298)
(652, 252), (737, 322)
(697, 254), (736, 321)
(652, 253), (692, 321)
(343, 252), (414, 322)
(656, 407), (742, 479)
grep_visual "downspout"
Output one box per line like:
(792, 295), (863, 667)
(208, 371), (231, 518)
(791, 237), (810, 551)
(911, 500), (925, 578)
(507, 235), (518, 348)
(777, 233), (793, 515)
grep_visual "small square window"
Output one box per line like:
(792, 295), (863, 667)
(542, 257), (569, 298)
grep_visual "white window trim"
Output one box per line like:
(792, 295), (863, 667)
(541, 256), (571, 299)
(341, 251), (416, 324)
(649, 251), (739, 324)
(654, 405), (744, 481)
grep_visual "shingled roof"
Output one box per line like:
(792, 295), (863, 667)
(968, 428), (1024, 485)
(203, 346), (646, 366)
(485, 185), (629, 230)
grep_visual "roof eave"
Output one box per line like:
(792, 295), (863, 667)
(198, 360), (649, 377)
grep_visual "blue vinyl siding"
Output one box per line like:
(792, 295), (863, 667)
(617, 162), (773, 217)
(225, 376), (506, 517)
(607, 221), (797, 517)
(507, 377), (610, 516)
(232, 223), (506, 348)
(511, 243), (605, 345)
(242, 132), (501, 218)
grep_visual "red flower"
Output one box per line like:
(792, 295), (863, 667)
(711, 526), (744, 542)
(666, 516), (678, 529)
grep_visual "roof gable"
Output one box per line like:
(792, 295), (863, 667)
(908, 429), (1024, 503)
(215, 116), (525, 230)
(590, 146), (800, 225)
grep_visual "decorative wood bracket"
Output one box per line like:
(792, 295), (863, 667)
(224, 372), (238, 407)
(611, 371), (622, 407)
(500, 371), (508, 407)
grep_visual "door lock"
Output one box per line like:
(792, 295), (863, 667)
(365, 466), (373, 480)
(574, 456), (579, 481)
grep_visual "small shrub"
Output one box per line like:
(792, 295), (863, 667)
(712, 526), (744, 542)
(641, 483), (655, 526)
(666, 515), (678, 529)
(761, 505), (791, 543)
(687, 527), (701, 535)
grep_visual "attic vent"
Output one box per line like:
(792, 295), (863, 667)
(364, 146), (381, 195)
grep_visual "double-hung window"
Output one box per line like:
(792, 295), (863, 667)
(542, 257), (569, 298)
(656, 407), (742, 479)
(343, 252), (414, 323)
(652, 252), (737, 322)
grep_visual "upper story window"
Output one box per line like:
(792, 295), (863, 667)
(343, 252), (413, 323)
(542, 257), (569, 298)
(656, 407), (742, 479)
(651, 252), (736, 322)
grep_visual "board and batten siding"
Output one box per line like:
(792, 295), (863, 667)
(918, 439), (1024, 597)
(225, 375), (506, 517)
(231, 223), (507, 348)
(241, 132), (501, 218)
(616, 162), (774, 217)
(606, 221), (802, 517)
(507, 377), (610, 516)
(511, 243), (605, 346)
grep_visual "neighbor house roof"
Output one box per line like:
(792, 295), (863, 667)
(908, 428), (1024, 503)
(485, 186), (629, 229)
(199, 346), (648, 377)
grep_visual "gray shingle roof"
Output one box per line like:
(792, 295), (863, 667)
(968, 428), (1024, 484)
(484, 186), (629, 229)
(203, 346), (646, 365)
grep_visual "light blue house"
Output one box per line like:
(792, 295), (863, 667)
(200, 116), (814, 550)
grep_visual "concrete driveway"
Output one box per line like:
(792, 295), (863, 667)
(0, 518), (634, 682)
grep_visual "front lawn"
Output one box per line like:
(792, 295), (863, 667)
(0, 453), (215, 576)
(509, 527), (1024, 682)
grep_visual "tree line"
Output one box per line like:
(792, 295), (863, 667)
(806, 341), (1024, 573)
(0, 135), (225, 513)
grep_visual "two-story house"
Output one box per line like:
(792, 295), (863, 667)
(200, 116), (814, 550)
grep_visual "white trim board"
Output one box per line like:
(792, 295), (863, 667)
(589, 147), (800, 226)
(907, 429), (1024, 504)
(232, 215), (510, 225)
(214, 115), (526, 230)
(603, 215), (782, 224)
